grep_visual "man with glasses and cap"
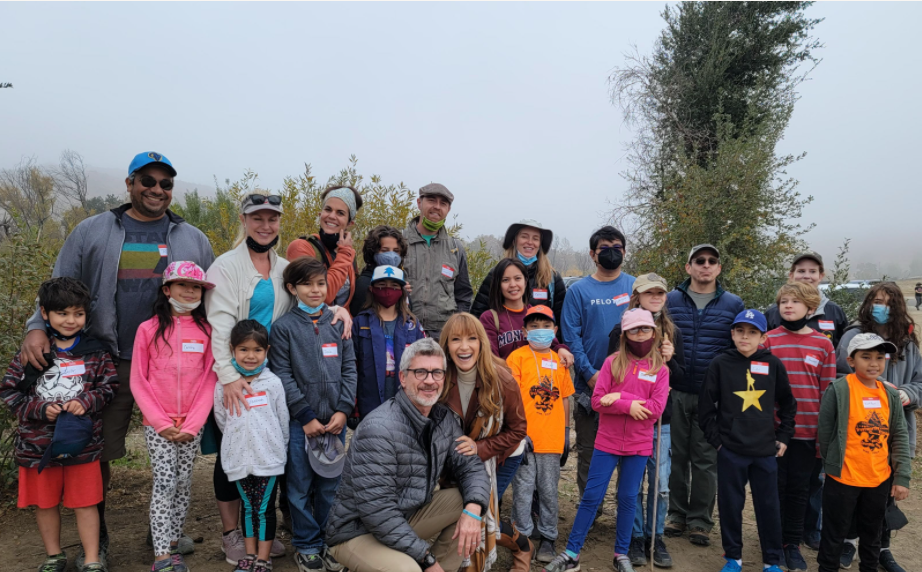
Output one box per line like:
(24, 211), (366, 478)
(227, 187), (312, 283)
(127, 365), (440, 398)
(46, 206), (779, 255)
(402, 183), (473, 340)
(19, 151), (215, 568)
(665, 244), (744, 548)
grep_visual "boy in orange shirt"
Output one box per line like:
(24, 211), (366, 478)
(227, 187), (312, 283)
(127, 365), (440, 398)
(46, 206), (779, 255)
(816, 333), (911, 572)
(507, 305), (575, 565)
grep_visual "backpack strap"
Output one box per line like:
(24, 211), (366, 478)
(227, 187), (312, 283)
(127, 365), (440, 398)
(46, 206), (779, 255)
(299, 235), (331, 267)
(490, 309), (500, 331)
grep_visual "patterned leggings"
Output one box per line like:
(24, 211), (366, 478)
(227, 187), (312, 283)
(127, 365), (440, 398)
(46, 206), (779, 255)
(236, 475), (280, 542)
(144, 426), (204, 556)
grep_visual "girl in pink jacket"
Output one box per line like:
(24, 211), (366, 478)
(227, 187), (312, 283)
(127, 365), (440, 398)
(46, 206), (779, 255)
(542, 308), (669, 572)
(131, 261), (217, 572)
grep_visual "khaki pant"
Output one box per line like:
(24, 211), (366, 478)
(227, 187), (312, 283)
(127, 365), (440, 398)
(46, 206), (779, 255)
(329, 488), (464, 572)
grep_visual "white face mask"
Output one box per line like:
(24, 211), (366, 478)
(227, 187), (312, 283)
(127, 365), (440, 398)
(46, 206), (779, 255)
(169, 297), (201, 314)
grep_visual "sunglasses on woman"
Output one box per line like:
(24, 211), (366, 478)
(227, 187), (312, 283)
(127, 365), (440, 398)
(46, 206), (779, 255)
(246, 194), (282, 206)
(139, 175), (174, 191)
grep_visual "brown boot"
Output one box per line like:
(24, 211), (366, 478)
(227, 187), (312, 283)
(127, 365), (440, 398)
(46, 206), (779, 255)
(510, 538), (533, 572)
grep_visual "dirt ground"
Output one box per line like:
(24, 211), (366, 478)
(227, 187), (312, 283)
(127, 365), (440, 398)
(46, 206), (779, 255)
(4, 278), (922, 572)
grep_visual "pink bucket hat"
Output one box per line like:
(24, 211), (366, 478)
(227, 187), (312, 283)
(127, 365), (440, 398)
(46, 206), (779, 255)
(163, 261), (215, 289)
(621, 308), (656, 331)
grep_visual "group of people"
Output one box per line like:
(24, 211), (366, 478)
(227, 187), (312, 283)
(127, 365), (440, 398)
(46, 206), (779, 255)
(1, 150), (919, 572)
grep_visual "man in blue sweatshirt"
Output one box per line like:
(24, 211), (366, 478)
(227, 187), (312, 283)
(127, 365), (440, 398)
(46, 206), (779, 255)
(561, 226), (635, 501)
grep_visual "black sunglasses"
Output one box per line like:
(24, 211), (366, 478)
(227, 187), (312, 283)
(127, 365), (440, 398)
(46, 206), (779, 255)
(139, 175), (174, 191)
(247, 194), (282, 206)
(693, 257), (719, 266)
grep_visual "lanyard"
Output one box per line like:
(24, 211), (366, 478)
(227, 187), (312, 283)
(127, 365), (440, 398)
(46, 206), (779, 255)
(530, 348), (555, 390)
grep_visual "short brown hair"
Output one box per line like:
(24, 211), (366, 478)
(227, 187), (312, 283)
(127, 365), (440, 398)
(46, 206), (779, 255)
(776, 281), (821, 310)
(283, 257), (327, 288)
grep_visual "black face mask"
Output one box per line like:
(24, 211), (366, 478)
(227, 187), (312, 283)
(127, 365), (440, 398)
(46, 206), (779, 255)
(597, 248), (623, 271)
(780, 316), (809, 331)
(246, 235), (279, 254)
(318, 230), (341, 252)
(45, 321), (82, 341)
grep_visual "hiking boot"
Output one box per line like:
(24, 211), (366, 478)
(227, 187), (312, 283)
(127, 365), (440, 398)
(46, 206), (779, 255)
(688, 527), (710, 547)
(38, 552), (67, 572)
(253, 560), (273, 572)
(295, 553), (324, 572)
(537, 539), (557, 563)
(719, 558), (741, 572)
(222, 530), (247, 565)
(651, 536), (673, 568)
(628, 537), (647, 566)
(784, 544), (807, 571)
(614, 554), (635, 572)
(233, 555), (255, 572)
(879, 550), (907, 572)
(320, 547), (343, 571)
(170, 550), (189, 572)
(839, 541), (856, 569)
(270, 539), (286, 558)
(541, 551), (580, 572)
(663, 521), (685, 538)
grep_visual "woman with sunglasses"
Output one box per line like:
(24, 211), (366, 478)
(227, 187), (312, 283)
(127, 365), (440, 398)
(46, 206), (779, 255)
(286, 185), (364, 310)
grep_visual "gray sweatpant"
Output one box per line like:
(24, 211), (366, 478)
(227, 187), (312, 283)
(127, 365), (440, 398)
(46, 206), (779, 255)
(512, 452), (561, 540)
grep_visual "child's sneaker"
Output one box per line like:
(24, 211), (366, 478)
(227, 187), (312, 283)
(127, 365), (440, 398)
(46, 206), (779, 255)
(651, 536), (673, 568)
(253, 559), (273, 572)
(151, 559), (174, 572)
(614, 554), (635, 572)
(719, 558), (741, 572)
(170, 550), (189, 572)
(628, 537), (646, 566)
(783, 544), (807, 571)
(878, 550), (907, 572)
(270, 538), (286, 558)
(83, 564), (107, 572)
(38, 552), (67, 572)
(234, 555), (256, 572)
(536, 539), (557, 563)
(295, 553), (324, 572)
(763, 566), (784, 572)
(222, 530), (247, 565)
(320, 547), (343, 571)
(839, 541), (856, 569)
(542, 551), (580, 572)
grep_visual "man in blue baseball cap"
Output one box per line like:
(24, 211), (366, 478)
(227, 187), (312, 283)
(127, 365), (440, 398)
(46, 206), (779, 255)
(19, 151), (214, 567)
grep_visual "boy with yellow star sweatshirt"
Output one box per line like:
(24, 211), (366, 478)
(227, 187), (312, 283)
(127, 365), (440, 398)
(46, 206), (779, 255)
(699, 309), (797, 572)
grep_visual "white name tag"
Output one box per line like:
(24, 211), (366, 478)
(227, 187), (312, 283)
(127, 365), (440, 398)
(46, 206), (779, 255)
(60, 360), (86, 377)
(182, 339), (205, 353)
(614, 293), (630, 306)
(245, 392), (269, 408)
(441, 264), (454, 279)
(862, 397), (881, 409)
(158, 244), (168, 257)
(541, 359), (558, 370)
(818, 320), (835, 331)
(533, 289), (548, 300)
(805, 355), (820, 367)
(322, 343), (338, 358)
(751, 361), (769, 375)
(638, 370), (657, 383)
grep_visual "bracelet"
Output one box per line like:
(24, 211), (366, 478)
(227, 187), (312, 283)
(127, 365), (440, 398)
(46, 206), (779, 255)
(462, 509), (482, 521)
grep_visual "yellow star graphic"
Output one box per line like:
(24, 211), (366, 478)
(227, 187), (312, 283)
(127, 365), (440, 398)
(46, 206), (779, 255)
(734, 369), (766, 412)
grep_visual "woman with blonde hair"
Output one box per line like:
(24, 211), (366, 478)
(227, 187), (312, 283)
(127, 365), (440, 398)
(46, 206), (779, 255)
(439, 313), (527, 572)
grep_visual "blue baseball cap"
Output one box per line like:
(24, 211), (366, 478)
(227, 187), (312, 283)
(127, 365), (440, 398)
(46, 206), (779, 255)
(38, 411), (94, 473)
(128, 151), (177, 177)
(732, 309), (768, 333)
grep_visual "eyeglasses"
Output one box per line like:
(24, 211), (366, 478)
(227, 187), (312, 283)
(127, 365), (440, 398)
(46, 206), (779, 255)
(246, 194), (282, 206)
(626, 326), (654, 334)
(408, 368), (446, 381)
(139, 175), (174, 191)
(693, 257), (719, 266)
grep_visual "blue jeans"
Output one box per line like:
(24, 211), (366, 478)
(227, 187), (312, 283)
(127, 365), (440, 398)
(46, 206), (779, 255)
(495, 453), (523, 499)
(633, 424), (671, 539)
(566, 449), (647, 556)
(287, 421), (345, 555)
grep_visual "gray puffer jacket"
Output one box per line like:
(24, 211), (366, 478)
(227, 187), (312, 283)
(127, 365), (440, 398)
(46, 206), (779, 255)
(325, 389), (490, 561)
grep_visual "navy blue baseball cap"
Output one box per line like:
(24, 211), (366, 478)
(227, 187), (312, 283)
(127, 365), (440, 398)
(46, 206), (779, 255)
(732, 309), (768, 333)
(128, 151), (177, 177)
(38, 411), (93, 473)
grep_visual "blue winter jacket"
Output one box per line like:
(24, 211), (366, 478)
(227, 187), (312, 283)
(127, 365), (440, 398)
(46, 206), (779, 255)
(666, 279), (744, 394)
(352, 309), (426, 420)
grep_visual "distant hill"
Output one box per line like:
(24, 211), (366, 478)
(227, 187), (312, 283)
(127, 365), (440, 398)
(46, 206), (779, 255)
(86, 166), (217, 202)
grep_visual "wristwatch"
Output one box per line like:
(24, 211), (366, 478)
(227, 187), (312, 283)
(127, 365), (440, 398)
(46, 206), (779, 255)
(417, 551), (437, 570)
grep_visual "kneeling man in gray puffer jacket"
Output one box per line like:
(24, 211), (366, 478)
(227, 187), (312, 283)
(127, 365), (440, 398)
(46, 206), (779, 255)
(326, 338), (490, 572)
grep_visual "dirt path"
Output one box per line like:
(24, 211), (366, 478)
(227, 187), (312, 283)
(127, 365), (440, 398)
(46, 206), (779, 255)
(3, 426), (921, 572)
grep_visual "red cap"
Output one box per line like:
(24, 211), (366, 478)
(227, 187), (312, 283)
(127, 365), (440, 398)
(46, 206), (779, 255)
(524, 304), (556, 323)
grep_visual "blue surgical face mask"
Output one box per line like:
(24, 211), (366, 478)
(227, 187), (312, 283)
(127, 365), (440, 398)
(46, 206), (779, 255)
(374, 251), (402, 267)
(517, 251), (538, 266)
(871, 304), (890, 325)
(298, 300), (326, 315)
(232, 357), (267, 377)
(526, 329), (555, 351)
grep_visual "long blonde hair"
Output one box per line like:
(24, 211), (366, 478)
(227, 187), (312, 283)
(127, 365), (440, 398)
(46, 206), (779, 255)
(438, 313), (506, 418)
(503, 244), (554, 290)
(610, 326), (665, 383)
(627, 292), (676, 343)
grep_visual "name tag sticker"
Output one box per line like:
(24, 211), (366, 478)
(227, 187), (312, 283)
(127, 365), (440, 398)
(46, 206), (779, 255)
(818, 320), (835, 331)
(158, 244), (168, 257)
(182, 339), (205, 353)
(322, 343), (338, 357)
(805, 355), (821, 367)
(441, 265), (454, 279)
(60, 360), (86, 377)
(614, 293), (630, 306)
(245, 392), (269, 408)
(751, 361), (769, 375)
(638, 370), (658, 383)
(863, 397), (882, 409)
(533, 289), (549, 300)
(541, 359), (558, 370)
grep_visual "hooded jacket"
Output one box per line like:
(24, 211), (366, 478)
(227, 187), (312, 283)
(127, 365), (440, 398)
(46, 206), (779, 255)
(666, 279), (744, 393)
(25, 205), (215, 358)
(269, 306), (357, 426)
(765, 294), (849, 350)
(698, 348), (796, 457)
(470, 261), (567, 324)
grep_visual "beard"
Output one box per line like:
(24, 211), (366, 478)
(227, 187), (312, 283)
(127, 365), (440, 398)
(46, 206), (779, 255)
(406, 383), (441, 408)
(130, 189), (170, 218)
